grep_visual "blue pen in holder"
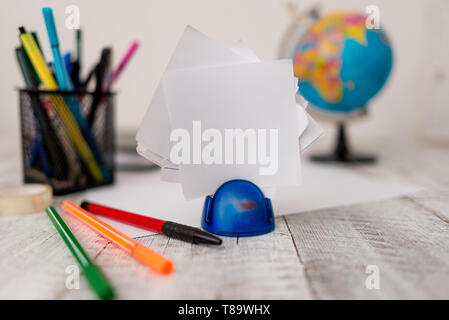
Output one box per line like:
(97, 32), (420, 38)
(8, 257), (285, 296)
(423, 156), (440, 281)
(201, 180), (275, 237)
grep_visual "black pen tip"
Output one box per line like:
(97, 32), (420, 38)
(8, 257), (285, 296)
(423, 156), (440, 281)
(161, 221), (223, 245)
(19, 26), (26, 34)
(194, 230), (222, 245)
(80, 201), (90, 211)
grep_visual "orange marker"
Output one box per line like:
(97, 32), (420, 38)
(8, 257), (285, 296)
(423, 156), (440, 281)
(61, 200), (173, 275)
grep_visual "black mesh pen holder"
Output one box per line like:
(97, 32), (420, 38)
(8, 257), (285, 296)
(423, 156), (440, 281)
(18, 89), (115, 195)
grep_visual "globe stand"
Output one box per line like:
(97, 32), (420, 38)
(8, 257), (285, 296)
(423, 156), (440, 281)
(311, 123), (376, 164)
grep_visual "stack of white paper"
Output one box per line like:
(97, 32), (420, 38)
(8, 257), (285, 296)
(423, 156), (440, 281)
(136, 26), (323, 200)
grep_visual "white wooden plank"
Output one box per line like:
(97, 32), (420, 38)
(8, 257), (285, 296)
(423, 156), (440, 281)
(0, 207), (106, 299)
(63, 217), (311, 299)
(285, 194), (449, 299)
(1, 140), (449, 299)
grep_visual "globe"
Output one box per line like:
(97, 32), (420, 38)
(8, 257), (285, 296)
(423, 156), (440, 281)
(293, 11), (393, 114)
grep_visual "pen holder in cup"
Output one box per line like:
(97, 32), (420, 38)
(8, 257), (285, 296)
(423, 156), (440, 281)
(18, 89), (115, 195)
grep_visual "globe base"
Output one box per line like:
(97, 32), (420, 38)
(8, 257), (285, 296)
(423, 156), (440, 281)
(311, 154), (377, 164)
(310, 123), (377, 164)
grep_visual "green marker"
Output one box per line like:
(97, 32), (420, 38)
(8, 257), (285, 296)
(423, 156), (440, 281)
(46, 206), (115, 300)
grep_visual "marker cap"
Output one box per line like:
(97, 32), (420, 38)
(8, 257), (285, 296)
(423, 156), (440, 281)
(133, 244), (174, 275)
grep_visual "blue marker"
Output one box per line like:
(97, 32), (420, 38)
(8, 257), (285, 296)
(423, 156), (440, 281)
(42, 7), (111, 181)
(64, 52), (73, 76)
(42, 7), (72, 89)
(29, 125), (52, 178)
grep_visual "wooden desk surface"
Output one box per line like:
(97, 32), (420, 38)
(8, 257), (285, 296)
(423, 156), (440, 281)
(1, 139), (448, 299)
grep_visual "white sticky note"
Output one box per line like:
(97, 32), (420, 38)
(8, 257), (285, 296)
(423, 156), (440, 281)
(296, 93), (309, 109)
(137, 143), (173, 168)
(158, 41), (310, 185)
(299, 113), (324, 151)
(230, 42), (312, 141)
(230, 40), (261, 61)
(136, 26), (258, 162)
(162, 59), (302, 199)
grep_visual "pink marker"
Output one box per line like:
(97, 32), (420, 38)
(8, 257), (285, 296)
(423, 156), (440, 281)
(110, 41), (140, 86)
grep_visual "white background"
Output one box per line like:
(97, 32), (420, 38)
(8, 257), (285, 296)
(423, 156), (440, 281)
(1, 0), (448, 153)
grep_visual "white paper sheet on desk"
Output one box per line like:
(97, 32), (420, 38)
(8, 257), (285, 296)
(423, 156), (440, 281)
(85, 161), (421, 238)
(162, 59), (302, 199)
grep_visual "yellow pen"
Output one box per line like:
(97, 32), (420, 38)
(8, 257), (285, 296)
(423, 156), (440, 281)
(19, 26), (104, 183)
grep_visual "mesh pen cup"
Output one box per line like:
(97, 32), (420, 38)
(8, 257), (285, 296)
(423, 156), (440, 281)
(18, 89), (115, 195)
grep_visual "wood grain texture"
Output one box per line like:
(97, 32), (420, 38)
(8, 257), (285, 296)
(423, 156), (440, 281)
(285, 193), (449, 299)
(68, 217), (309, 299)
(0, 140), (448, 299)
(0, 209), (107, 299)
(0, 212), (311, 300)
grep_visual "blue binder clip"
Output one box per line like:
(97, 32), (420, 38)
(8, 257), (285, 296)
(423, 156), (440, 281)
(201, 180), (275, 237)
